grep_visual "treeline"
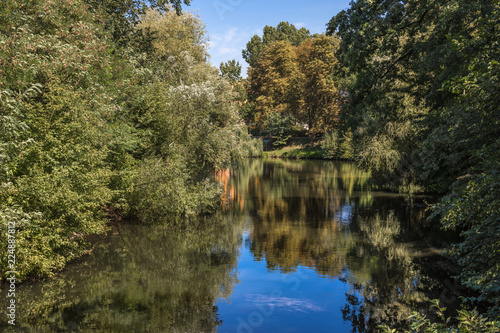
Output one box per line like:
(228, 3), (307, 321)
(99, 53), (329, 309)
(0, 0), (260, 280)
(239, 23), (352, 149)
(239, 0), (499, 326)
(237, 22), (354, 158)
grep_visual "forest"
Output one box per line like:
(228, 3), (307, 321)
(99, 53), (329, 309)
(0, 0), (498, 331)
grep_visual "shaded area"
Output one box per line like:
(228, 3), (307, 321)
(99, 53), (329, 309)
(0, 216), (245, 332)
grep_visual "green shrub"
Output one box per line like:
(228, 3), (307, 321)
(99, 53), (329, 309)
(322, 130), (339, 158)
(321, 129), (354, 159)
(378, 300), (500, 333)
(262, 112), (305, 146)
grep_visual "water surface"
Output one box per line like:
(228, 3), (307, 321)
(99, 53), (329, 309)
(1, 159), (447, 332)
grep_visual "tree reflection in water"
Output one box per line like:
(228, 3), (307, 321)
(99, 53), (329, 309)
(1, 159), (448, 332)
(220, 159), (443, 332)
(0, 215), (245, 332)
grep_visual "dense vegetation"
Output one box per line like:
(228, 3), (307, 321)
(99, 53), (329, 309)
(0, 0), (260, 281)
(0, 0), (498, 330)
(324, 0), (499, 328)
(242, 23), (351, 148)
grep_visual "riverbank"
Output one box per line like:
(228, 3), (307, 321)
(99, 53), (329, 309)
(263, 141), (327, 159)
(259, 134), (354, 161)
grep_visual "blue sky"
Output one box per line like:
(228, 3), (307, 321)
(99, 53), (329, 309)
(188, 0), (352, 77)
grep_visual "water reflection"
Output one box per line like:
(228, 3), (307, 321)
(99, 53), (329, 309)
(0, 216), (245, 332)
(218, 159), (441, 332)
(0, 159), (445, 332)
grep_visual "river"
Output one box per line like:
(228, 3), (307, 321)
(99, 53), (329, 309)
(1, 159), (456, 332)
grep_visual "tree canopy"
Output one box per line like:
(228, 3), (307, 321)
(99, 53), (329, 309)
(0, 0), (260, 281)
(220, 60), (242, 82)
(245, 33), (342, 137)
(242, 21), (311, 69)
(328, 0), (500, 317)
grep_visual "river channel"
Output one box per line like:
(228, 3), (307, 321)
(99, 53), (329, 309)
(1, 159), (455, 332)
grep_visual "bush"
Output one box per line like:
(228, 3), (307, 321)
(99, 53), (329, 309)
(378, 300), (500, 333)
(262, 112), (305, 146)
(321, 130), (339, 158)
(431, 144), (500, 317)
(321, 129), (354, 159)
(128, 156), (222, 224)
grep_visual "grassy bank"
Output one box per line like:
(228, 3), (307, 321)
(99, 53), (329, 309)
(262, 141), (329, 160)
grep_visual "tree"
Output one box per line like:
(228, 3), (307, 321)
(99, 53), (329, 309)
(245, 32), (341, 137)
(0, 0), (127, 279)
(128, 8), (252, 224)
(247, 40), (302, 129)
(326, 0), (478, 189)
(84, 0), (192, 48)
(0, 0), (256, 281)
(242, 22), (310, 68)
(220, 60), (242, 82)
(296, 34), (341, 135)
(138, 8), (208, 65)
(328, 0), (500, 319)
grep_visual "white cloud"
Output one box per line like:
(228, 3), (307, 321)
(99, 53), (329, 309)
(207, 26), (254, 75)
(245, 294), (325, 313)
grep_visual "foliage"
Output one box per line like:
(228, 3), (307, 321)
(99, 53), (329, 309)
(84, 0), (192, 49)
(220, 59), (242, 82)
(328, 0), (500, 323)
(339, 130), (354, 160)
(261, 112), (304, 146)
(321, 130), (339, 159)
(0, 0), (256, 281)
(321, 129), (354, 160)
(327, 0), (499, 191)
(295, 34), (341, 135)
(320, 128), (354, 160)
(431, 145), (500, 316)
(242, 21), (310, 68)
(137, 8), (208, 65)
(248, 40), (301, 126)
(378, 300), (500, 333)
(126, 9), (253, 224)
(0, 0), (124, 280)
(246, 34), (342, 135)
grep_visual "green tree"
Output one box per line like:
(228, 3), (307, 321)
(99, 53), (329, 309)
(296, 34), (341, 135)
(328, 0), (500, 319)
(327, 0), (498, 190)
(137, 8), (208, 65)
(127, 8), (252, 224)
(220, 59), (242, 82)
(0, 0), (256, 281)
(0, 0), (128, 279)
(242, 22), (310, 68)
(84, 0), (192, 48)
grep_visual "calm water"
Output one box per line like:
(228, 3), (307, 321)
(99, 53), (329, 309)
(1, 159), (451, 332)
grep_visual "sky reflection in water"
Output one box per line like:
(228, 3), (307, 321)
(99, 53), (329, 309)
(0, 159), (442, 333)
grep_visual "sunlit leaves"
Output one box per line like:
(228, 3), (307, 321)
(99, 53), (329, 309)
(242, 21), (310, 69)
(247, 34), (341, 136)
(138, 8), (208, 65)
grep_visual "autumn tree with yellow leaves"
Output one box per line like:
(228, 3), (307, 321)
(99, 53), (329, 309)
(246, 30), (341, 137)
